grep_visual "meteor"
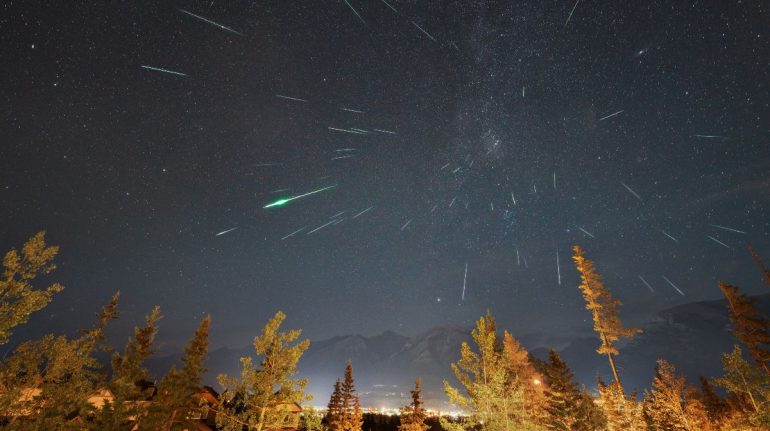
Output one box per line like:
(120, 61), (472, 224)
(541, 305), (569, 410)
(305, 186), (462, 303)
(179, 9), (242, 35)
(215, 227), (238, 236)
(263, 185), (336, 209)
(141, 65), (187, 77)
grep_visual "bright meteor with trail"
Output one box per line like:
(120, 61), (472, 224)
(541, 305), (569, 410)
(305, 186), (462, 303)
(263, 185), (337, 209)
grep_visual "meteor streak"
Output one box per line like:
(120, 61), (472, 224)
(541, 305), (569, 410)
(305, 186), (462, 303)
(141, 65), (187, 77)
(707, 235), (731, 249)
(599, 110), (624, 121)
(638, 275), (655, 293)
(263, 185), (336, 209)
(620, 181), (642, 201)
(577, 226), (595, 238)
(709, 224), (746, 234)
(658, 229), (679, 243)
(281, 226), (307, 240)
(352, 206), (374, 218)
(462, 262), (468, 301)
(411, 21), (436, 41)
(179, 9), (242, 35)
(215, 227), (238, 236)
(343, 0), (366, 25)
(275, 94), (308, 103)
(662, 275), (685, 296)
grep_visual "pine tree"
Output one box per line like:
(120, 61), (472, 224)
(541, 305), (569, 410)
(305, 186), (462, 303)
(326, 379), (344, 431)
(216, 311), (311, 431)
(0, 292), (119, 430)
(88, 306), (162, 431)
(572, 245), (640, 388)
(442, 311), (540, 431)
(748, 244), (770, 288)
(539, 349), (598, 431)
(399, 379), (428, 431)
(596, 378), (645, 431)
(642, 359), (712, 431)
(142, 314), (211, 431)
(697, 376), (729, 426)
(502, 331), (546, 424)
(719, 282), (770, 374)
(340, 361), (363, 431)
(0, 231), (64, 346)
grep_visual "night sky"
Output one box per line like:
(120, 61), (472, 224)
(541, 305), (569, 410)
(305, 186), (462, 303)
(1, 0), (768, 354)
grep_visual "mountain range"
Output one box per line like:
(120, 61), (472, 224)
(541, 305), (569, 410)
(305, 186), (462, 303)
(147, 293), (770, 410)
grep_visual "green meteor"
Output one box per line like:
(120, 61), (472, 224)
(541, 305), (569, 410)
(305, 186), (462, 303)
(263, 185), (337, 209)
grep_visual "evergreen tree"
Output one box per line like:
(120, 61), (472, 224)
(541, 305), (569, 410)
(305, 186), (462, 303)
(697, 376), (729, 426)
(326, 378), (344, 431)
(539, 349), (599, 431)
(719, 282), (770, 374)
(142, 314), (211, 431)
(442, 311), (540, 431)
(88, 306), (161, 431)
(0, 292), (119, 430)
(399, 379), (428, 431)
(340, 361), (363, 431)
(596, 378), (645, 431)
(572, 245), (640, 388)
(748, 244), (770, 288)
(502, 331), (546, 424)
(216, 311), (311, 431)
(0, 231), (64, 346)
(642, 359), (712, 431)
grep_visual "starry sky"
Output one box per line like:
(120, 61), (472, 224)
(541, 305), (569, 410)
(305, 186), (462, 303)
(1, 0), (768, 353)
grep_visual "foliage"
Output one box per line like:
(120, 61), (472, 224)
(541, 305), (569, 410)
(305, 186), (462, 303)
(0, 292), (119, 430)
(216, 311), (311, 431)
(572, 245), (640, 387)
(642, 359), (712, 431)
(597, 378), (645, 431)
(719, 282), (770, 375)
(442, 311), (542, 431)
(87, 306), (161, 431)
(713, 345), (770, 429)
(141, 314), (211, 430)
(399, 379), (428, 431)
(301, 406), (327, 431)
(539, 349), (604, 431)
(327, 362), (363, 431)
(0, 231), (64, 346)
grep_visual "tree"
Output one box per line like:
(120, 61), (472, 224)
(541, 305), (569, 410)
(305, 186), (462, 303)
(642, 359), (712, 431)
(0, 292), (120, 430)
(326, 378), (344, 431)
(338, 361), (363, 431)
(442, 311), (540, 431)
(697, 376), (729, 426)
(0, 231), (64, 346)
(142, 314), (211, 431)
(748, 244), (770, 288)
(719, 282), (770, 374)
(539, 349), (601, 431)
(572, 245), (640, 388)
(596, 378), (645, 431)
(502, 332), (546, 424)
(88, 306), (162, 431)
(713, 345), (770, 428)
(399, 379), (428, 431)
(216, 311), (311, 431)
(301, 406), (327, 431)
